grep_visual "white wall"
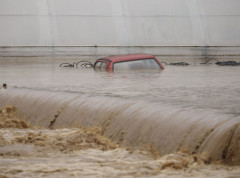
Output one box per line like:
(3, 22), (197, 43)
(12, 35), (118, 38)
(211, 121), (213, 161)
(0, 0), (240, 48)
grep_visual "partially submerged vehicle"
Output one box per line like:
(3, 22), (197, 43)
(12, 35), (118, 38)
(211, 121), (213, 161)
(93, 54), (165, 72)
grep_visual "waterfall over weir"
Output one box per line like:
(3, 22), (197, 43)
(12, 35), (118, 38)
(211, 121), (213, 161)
(1, 88), (240, 164)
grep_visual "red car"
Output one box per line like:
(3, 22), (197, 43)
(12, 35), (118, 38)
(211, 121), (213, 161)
(93, 54), (165, 72)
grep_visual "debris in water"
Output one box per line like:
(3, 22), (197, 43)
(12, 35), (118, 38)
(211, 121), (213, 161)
(215, 61), (240, 66)
(168, 62), (190, 66)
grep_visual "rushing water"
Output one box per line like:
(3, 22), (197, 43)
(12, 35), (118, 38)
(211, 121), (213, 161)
(0, 62), (240, 177)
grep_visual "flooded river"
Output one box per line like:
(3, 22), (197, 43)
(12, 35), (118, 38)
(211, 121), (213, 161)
(0, 61), (240, 177)
(1, 63), (240, 115)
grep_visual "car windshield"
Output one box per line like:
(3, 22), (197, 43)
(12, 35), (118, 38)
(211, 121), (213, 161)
(113, 58), (160, 70)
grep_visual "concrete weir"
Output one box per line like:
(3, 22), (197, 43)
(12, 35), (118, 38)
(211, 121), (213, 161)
(0, 88), (240, 165)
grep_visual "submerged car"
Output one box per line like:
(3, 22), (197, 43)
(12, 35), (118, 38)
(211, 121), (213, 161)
(93, 54), (164, 72)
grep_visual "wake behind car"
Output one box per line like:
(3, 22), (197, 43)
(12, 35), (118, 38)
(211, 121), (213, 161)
(93, 54), (164, 72)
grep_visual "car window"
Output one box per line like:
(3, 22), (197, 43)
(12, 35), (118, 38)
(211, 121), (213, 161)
(113, 58), (160, 70)
(95, 61), (102, 68)
(101, 62), (107, 69)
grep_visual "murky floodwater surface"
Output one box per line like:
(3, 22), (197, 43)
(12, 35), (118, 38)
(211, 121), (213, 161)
(0, 62), (240, 177)
(1, 63), (240, 115)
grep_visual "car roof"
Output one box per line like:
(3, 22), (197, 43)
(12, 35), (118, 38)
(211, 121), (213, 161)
(100, 54), (156, 62)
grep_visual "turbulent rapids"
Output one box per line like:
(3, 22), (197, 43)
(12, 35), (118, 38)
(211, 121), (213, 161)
(1, 88), (240, 165)
(1, 63), (240, 177)
(0, 102), (219, 178)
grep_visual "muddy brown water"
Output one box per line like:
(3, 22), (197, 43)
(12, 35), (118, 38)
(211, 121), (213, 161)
(0, 63), (240, 177)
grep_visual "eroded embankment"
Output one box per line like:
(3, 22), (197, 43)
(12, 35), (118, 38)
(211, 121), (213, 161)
(0, 88), (240, 165)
